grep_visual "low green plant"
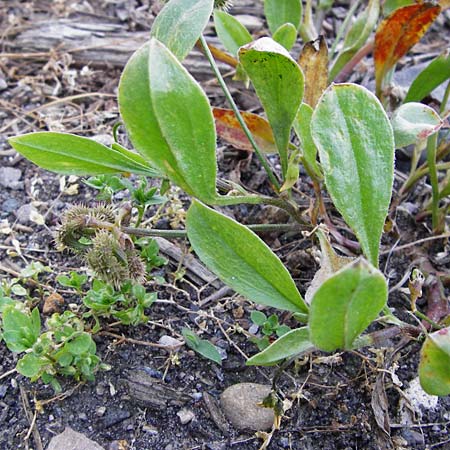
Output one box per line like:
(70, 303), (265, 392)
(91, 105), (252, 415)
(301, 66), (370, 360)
(181, 327), (222, 365)
(6, 0), (450, 397)
(0, 302), (108, 392)
(82, 280), (156, 327)
(250, 311), (291, 351)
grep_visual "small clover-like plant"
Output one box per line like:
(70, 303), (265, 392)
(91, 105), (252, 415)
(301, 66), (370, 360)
(250, 311), (291, 351)
(0, 302), (108, 392)
(7, 0), (450, 399)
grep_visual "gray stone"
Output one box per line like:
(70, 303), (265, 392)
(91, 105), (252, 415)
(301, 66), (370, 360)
(402, 429), (425, 447)
(177, 408), (195, 425)
(2, 198), (19, 213)
(102, 408), (130, 427)
(0, 167), (23, 190)
(15, 203), (37, 224)
(46, 427), (104, 450)
(220, 383), (274, 431)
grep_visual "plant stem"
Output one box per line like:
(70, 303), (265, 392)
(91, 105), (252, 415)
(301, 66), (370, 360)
(401, 161), (450, 194)
(329, 0), (361, 56)
(440, 79), (450, 115)
(198, 34), (281, 192)
(414, 310), (443, 331)
(426, 132), (440, 231)
(122, 222), (302, 239)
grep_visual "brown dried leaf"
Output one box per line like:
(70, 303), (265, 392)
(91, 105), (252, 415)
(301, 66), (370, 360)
(374, 3), (441, 96)
(298, 36), (328, 108)
(213, 107), (277, 153)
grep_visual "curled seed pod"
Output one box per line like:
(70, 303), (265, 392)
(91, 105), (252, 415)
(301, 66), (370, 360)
(85, 230), (128, 289)
(55, 212), (93, 253)
(55, 204), (116, 253)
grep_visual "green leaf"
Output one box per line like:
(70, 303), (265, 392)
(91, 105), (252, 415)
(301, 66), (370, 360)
(247, 327), (313, 366)
(311, 83), (394, 266)
(182, 328), (222, 364)
(8, 132), (158, 177)
(264, 0), (302, 33)
(2, 307), (41, 352)
(309, 259), (387, 352)
(65, 333), (93, 355)
(148, 39), (217, 202)
(214, 10), (252, 56)
(187, 201), (308, 313)
(272, 23), (298, 51)
(392, 102), (443, 148)
(150, 0), (214, 61)
(329, 0), (380, 81)
(17, 353), (44, 378)
(419, 327), (450, 396)
(238, 38), (304, 176)
(383, 0), (414, 17)
(404, 51), (450, 103)
(293, 103), (322, 180)
(119, 40), (217, 202)
(251, 311), (267, 326)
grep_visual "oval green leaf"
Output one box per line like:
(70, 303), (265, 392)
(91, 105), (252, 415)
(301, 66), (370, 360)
(404, 50), (450, 103)
(214, 10), (252, 56)
(309, 258), (388, 352)
(272, 23), (298, 51)
(65, 333), (93, 355)
(186, 201), (308, 313)
(311, 83), (394, 266)
(8, 132), (158, 177)
(119, 41), (217, 201)
(150, 0), (214, 61)
(264, 0), (302, 33)
(392, 102), (443, 148)
(17, 353), (44, 378)
(246, 327), (313, 366)
(239, 37), (304, 176)
(419, 327), (450, 396)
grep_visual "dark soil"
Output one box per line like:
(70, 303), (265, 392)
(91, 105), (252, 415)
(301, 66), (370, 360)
(1, 1), (449, 450)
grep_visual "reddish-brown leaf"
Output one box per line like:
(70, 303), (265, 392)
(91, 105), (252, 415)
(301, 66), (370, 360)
(212, 107), (277, 153)
(298, 36), (329, 108)
(374, 3), (441, 96)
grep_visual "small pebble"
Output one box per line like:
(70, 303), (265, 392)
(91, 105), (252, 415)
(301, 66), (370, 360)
(2, 198), (19, 214)
(142, 424), (158, 435)
(96, 406), (106, 417)
(177, 408), (195, 425)
(15, 203), (37, 224)
(0, 167), (22, 190)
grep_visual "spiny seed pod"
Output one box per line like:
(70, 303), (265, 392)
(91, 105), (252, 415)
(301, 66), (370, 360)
(126, 251), (146, 284)
(89, 204), (116, 223)
(213, 0), (233, 10)
(85, 230), (146, 288)
(55, 212), (92, 253)
(86, 230), (128, 289)
(55, 204), (116, 253)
